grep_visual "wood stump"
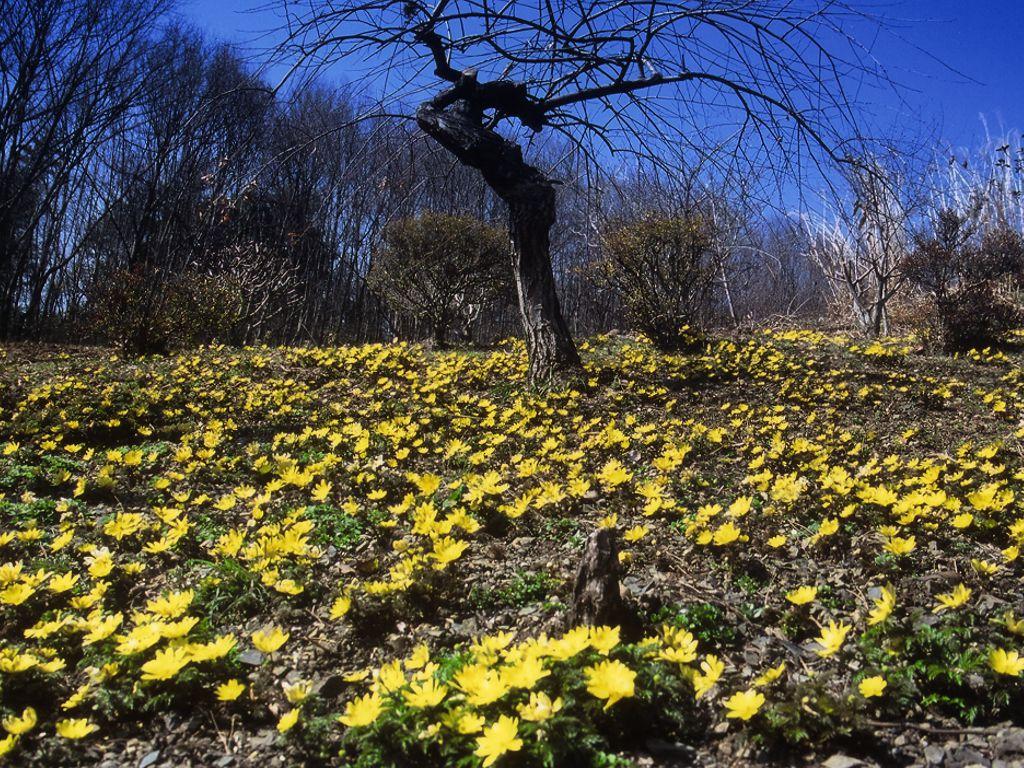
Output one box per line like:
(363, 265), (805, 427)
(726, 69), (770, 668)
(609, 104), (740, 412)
(571, 527), (626, 626)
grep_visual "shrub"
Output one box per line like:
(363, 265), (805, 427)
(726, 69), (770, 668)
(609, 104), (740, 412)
(901, 209), (1024, 352)
(367, 213), (511, 347)
(88, 267), (242, 355)
(595, 214), (720, 351)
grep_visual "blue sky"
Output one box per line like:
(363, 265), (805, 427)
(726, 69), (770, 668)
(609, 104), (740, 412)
(180, 0), (1024, 152)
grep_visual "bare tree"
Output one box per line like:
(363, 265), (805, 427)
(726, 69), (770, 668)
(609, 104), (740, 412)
(937, 133), (1024, 236)
(802, 160), (917, 337)
(0, 0), (170, 337)
(275, 0), (882, 383)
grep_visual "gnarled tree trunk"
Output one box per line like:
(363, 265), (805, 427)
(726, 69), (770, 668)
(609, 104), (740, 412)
(416, 78), (580, 384)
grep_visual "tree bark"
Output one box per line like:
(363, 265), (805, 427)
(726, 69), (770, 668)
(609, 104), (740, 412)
(416, 81), (581, 384)
(572, 527), (626, 627)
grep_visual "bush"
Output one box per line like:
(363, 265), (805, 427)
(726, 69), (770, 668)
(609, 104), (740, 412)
(595, 214), (719, 351)
(367, 213), (511, 347)
(88, 267), (242, 355)
(901, 210), (1024, 352)
(337, 625), (704, 768)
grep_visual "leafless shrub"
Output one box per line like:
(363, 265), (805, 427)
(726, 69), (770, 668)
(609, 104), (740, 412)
(801, 162), (917, 337)
(212, 242), (302, 344)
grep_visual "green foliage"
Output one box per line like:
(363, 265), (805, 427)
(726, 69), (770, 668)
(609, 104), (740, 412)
(857, 616), (1002, 724)
(652, 602), (739, 648)
(755, 675), (861, 747)
(191, 559), (268, 622)
(471, 570), (560, 610)
(306, 504), (365, 550)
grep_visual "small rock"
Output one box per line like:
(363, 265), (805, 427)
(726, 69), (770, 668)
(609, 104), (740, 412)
(317, 674), (347, 699)
(237, 649), (263, 666)
(947, 747), (989, 768)
(139, 751), (160, 768)
(993, 729), (1024, 758)
(644, 738), (696, 761)
(822, 754), (868, 768)
(925, 744), (946, 765)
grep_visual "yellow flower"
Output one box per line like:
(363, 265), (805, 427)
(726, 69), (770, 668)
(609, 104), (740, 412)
(867, 586), (895, 626)
(329, 594), (352, 620)
(500, 655), (549, 690)
(140, 646), (191, 681)
(623, 525), (649, 543)
(659, 626), (698, 665)
(273, 579), (304, 595)
(377, 660), (407, 692)
(456, 712), (486, 733)
(766, 535), (787, 548)
(474, 715), (523, 768)
(989, 648), (1024, 677)
(785, 586), (817, 606)
(2, 707), (36, 736)
(816, 517), (839, 538)
(932, 584), (971, 614)
(712, 522), (742, 546)
(284, 680), (313, 704)
(588, 625), (620, 655)
(216, 679), (246, 701)
(405, 643), (430, 670)
(338, 692), (384, 727)
(454, 664), (508, 705)
(311, 479), (332, 501)
(252, 625), (290, 654)
(693, 654), (724, 699)
(883, 536), (916, 556)
(188, 634), (236, 662)
(0, 581), (34, 606)
(0, 734), (16, 757)
(584, 659), (636, 710)
(1004, 612), (1024, 636)
(813, 620), (851, 658)
(146, 589), (194, 618)
(517, 691), (563, 722)
(858, 676), (887, 698)
(403, 678), (447, 708)
(728, 496), (753, 517)
(56, 718), (99, 739)
(754, 662), (786, 687)
(723, 688), (765, 720)
(971, 559), (999, 576)
(951, 512), (973, 529)
(48, 572), (79, 593)
(597, 459), (632, 489)
(277, 708), (301, 733)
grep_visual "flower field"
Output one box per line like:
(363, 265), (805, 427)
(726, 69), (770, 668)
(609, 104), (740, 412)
(1, 331), (1024, 766)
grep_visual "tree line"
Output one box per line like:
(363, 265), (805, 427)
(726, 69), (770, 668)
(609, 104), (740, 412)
(3, 0), (1023, 367)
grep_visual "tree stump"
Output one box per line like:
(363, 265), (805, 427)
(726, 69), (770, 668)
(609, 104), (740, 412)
(571, 527), (626, 626)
